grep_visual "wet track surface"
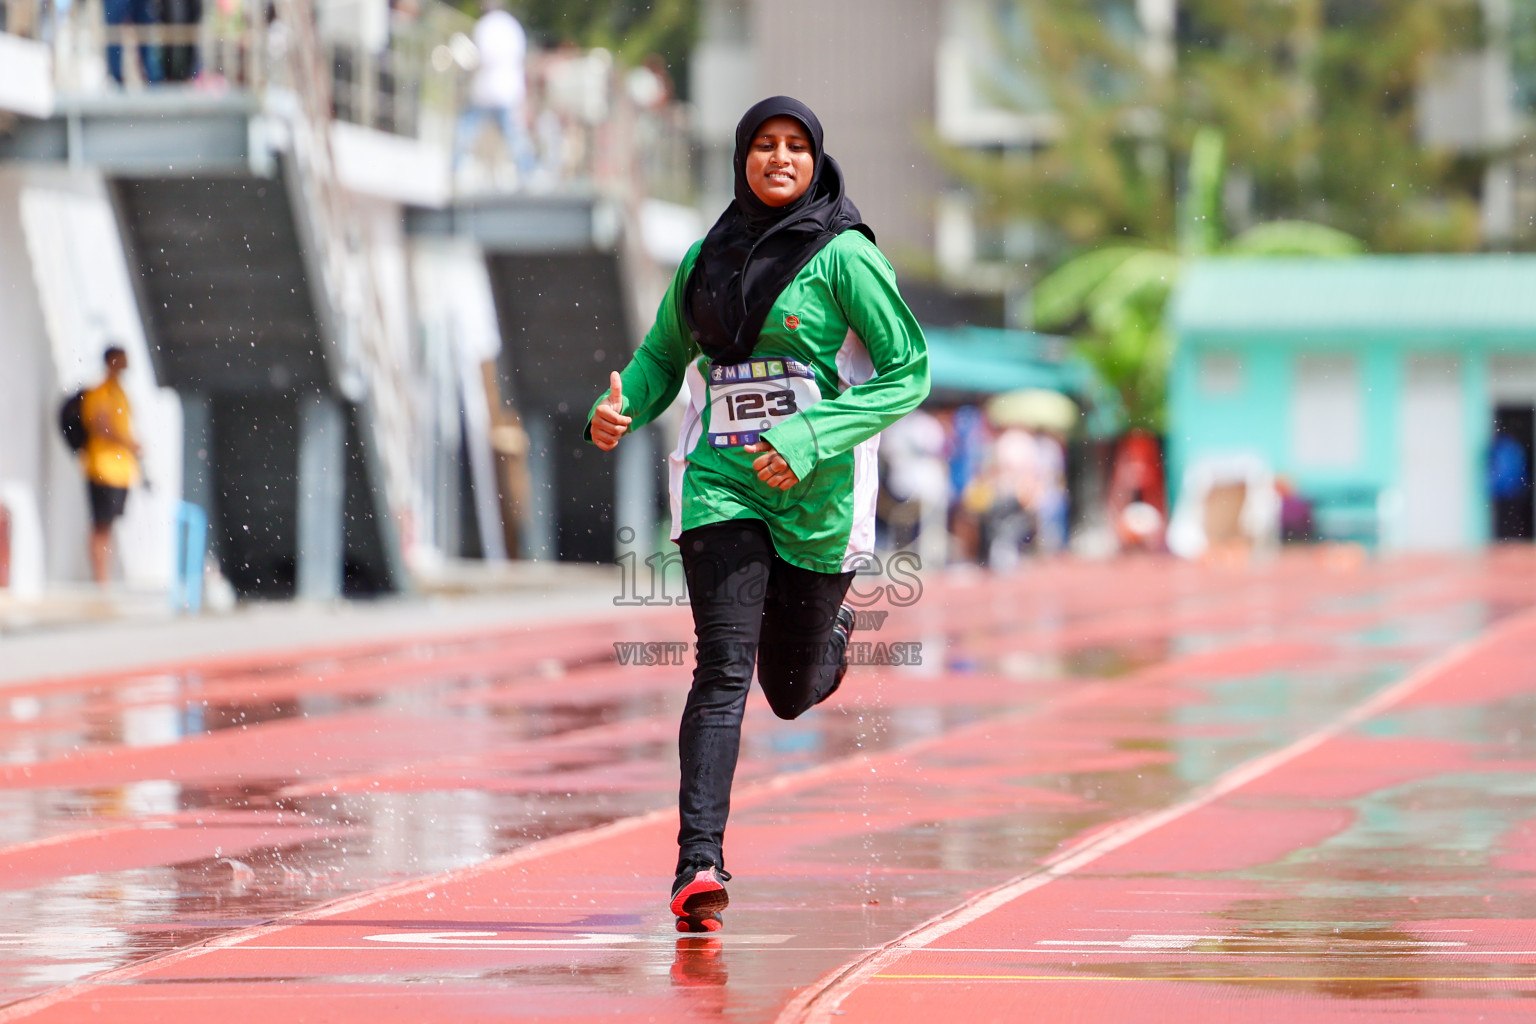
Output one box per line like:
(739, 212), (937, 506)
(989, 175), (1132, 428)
(2, 551), (1536, 1021)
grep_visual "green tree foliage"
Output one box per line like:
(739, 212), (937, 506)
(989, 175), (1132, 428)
(1033, 128), (1363, 430)
(948, 0), (1485, 428)
(952, 0), (1485, 254)
(943, 1), (1174, 248)
(1185, 0), (1485, 251)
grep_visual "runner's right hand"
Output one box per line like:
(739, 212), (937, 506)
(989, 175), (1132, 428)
(591, 371), (631, 451)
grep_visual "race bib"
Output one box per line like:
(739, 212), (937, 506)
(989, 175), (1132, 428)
(706, 358), (821, 447)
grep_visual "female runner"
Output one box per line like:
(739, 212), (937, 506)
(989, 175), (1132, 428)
(587, 96), (929, 931)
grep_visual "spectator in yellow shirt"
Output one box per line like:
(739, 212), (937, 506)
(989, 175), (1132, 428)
(81, 346), (141, 585)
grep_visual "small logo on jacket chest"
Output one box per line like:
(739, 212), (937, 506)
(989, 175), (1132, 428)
(784, 313), (801, 331)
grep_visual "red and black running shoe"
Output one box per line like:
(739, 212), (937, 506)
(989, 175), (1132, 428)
(670, 864), (730, 928)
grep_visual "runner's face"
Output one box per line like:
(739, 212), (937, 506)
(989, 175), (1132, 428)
(745, 116), (814, 207)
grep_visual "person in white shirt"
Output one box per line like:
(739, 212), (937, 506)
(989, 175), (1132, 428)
(453, 0), (537, 182)
(1033, 430), (1069, 554)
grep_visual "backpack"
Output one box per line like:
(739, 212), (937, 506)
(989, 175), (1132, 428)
(59, 389), (88, 453)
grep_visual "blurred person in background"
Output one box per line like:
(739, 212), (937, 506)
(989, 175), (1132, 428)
(4, 0), (69, 46)
(968, 426), (1037, 570)
(878, 408), (949, 557)
(452, 0), (536, 186)
(528, 47), (570, 184)
(625, 53), (671, 110)
(625, 53), (674, 192)
(947, 405), (988, 506)
(1276, 477), (1314, 544)
(945, 405), (990, 562)
(1107, 429), (1166, 551)
(81, 347), (141, 585)
(390, 0), (420, 35)
(1116, 490), (1166, 552)
(105, 0), (164, 86)
(160, 0), (201, 81)
(1489, 428), (1532, 539)
(1033, 429), (1069, 555)
(386, 0), (423, 129)
(540, 41), (613, 180)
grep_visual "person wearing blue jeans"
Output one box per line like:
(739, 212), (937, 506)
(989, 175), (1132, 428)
(453, 104), (538, 180)
(104, 0), (164, 86)
(454, 1), (537, 184)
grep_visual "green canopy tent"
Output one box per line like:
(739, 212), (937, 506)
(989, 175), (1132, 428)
(920, 325), (1124, 438)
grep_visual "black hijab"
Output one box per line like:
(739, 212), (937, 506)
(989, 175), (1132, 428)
(684, 96), (873, 365)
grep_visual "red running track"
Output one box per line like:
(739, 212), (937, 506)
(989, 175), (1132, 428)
(1, 551), (1535, 1022)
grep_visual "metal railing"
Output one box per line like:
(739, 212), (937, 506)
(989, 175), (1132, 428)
(268, 0), (419, 571)
(0, 0), (695, 201)
(1, 0), (268, 94)
(0, 0), (460, 144)
(324, 1), (473, 144)
(2, 0), (695, 579)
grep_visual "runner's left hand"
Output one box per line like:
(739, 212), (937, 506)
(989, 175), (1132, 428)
(744, 440), (798, 490)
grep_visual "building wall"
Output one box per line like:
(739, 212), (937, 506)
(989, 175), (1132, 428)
(1170, 339), (1506, 550)
(0, 167), (64, 594)
(0, 164), (181, 591)
(747, 0), (947, 272)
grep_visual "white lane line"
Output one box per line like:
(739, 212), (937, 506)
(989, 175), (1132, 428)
(360, 931), (791, 946)
(47, 977), (1534, 999)
(777, 607), (1536, 1024)
(18, 944), (1527, 958)
(1010, 950), (1536, 957)
(0, 800), (683, 1023)
(364, 931), (643, 946)
(869, 974), (1536, 984)
(1036, 936), (1464, 948)
(144, 935), (801, 952)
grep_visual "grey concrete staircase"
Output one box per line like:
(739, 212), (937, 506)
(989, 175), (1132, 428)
(115, 174), (327, 394)
(114, 170), (395, 597)
(409, 194), (663, 566)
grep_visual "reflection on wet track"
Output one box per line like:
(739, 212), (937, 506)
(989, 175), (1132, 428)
(2, 551), (1536, 1022)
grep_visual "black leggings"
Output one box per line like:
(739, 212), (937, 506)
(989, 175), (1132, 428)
(676, 519), (853, 873)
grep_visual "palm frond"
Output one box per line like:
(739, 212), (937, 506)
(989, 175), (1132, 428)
(1180, 127), (1225, 256)
(1084, 249), (1181, 335)
(1032, 245), (1149, 328)
(1226, 220), (1365, 256)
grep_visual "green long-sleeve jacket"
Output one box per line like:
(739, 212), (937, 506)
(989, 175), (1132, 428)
(588, 228), (930, 572)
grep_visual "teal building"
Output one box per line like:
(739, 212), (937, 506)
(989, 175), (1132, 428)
(1169, 258), (1536, 549)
